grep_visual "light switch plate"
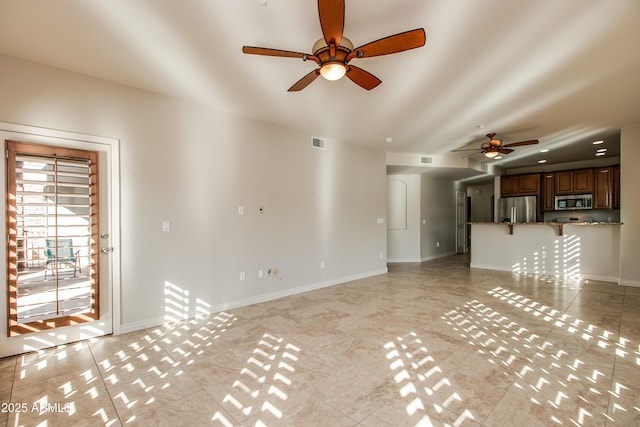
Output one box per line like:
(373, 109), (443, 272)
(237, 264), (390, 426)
(162, 221), (171, 232)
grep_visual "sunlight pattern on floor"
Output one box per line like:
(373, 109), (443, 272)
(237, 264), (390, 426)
(220, 333), (300, 425)
(385, 332), (476, 426)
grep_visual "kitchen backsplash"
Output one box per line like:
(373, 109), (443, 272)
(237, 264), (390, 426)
(543, 209), (620, 223)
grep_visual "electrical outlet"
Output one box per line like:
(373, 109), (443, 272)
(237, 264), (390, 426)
(436, 242), (440, 248)
(320, 261), (325, 269)
(240, 272), (246, 281)
(258, 269), (264, 278)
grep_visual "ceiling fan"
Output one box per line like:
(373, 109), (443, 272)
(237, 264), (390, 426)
(454, 133), (539, 158)
(242, 0), (426, 91)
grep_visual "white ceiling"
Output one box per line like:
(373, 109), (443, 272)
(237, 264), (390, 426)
(1, 0), (638, 174)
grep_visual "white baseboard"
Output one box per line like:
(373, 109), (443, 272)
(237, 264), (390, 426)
(470, 263), (511, 272)
(116, 268), (388, 335)
(471, 263), (621, 284)
(422, 252), (456, 262)
(388, 252), (456, 263)
(387, 257), (422, 263)
(579, 274), (619, 284)
(619, 279), (640, 287)
(116, 317), (166, 335)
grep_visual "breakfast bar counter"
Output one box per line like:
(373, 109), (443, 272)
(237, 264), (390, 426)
(468, 222), (622, 282)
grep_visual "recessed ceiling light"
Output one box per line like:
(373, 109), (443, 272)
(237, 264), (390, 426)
(538, 159), (547, 164)
(593, 140), (604, 145)
(540, 149), (549, 153)
(596, 152), (606, 156)
(494, 156), (503, 160)
(597, 148), (607, 152)
(385, 137), (393, 143)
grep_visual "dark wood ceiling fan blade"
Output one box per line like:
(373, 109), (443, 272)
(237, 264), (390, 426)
(352, 28), (425, 59)
(503, 139), (539, 147)
(288, 69), (320, 92)
(498, 148), (514, 154)
(345, 65), (382, 90)
(318, 0), (344, 47)
(242, 46), (309, 59)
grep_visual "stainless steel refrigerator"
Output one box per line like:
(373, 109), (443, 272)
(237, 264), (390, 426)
(499, 196), (537, 223)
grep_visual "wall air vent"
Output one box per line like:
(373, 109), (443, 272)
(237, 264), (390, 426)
(312, 137), (327, 150)
(421, 156), (433, 164)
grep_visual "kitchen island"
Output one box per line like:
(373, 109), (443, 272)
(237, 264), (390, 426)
(469, 222), (622, 282)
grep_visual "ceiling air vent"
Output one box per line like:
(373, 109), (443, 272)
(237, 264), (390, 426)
(421, 156), (433, 164)
(312, 137), (327, 150)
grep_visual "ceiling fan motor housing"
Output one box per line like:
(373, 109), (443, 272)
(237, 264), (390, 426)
(312, 37), (353, 66)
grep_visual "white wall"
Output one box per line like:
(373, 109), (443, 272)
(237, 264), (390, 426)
(619, 125), (640, 286)
(0, 55), (388, 345)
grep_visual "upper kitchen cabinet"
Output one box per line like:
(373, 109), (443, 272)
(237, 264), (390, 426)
(613, 165), (621, 208)
(501, 173), (540, 197)
(542, 173), (555, 211)
(555, 168), (593, 194)
(594, 165), (621, 209)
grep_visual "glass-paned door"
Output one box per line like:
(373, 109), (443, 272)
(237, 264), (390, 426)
(6, 140), (99, 336)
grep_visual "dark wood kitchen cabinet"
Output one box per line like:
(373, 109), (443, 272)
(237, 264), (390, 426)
(519, 174), (540, 193)
(501, 173), (540, 197)
(542, 173), (555, 211)
(613, 165), (620, 208)
(555, 168), (593, 194)
(574, 169), (593, 193)
(501, 175), (518, 196)
(594, 167), (613, 209)
(594, 165), (621, 209)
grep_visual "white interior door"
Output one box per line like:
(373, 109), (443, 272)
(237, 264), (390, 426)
(0, 123), (119, 357)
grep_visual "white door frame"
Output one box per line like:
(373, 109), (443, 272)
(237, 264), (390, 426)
(0, 122), (120, 357)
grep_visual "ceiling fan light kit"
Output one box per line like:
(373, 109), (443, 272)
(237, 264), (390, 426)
(320, 62), (346, 80)
(242, 0), (426, 91)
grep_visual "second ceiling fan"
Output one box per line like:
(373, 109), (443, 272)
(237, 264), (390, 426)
(242, 0), (426, 91)
(454, 133), (539, 158)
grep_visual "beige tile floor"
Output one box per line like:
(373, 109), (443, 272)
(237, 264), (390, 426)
(1, 255), (639, 426)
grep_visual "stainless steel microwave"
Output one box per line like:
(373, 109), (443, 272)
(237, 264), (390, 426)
(555, 194), (593, 210)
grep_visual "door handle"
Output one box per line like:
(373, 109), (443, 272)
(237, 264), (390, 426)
(101, 247), (113, 254)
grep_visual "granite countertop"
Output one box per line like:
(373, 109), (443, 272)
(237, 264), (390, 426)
(468, 221), (622, 225)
